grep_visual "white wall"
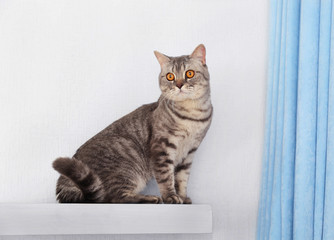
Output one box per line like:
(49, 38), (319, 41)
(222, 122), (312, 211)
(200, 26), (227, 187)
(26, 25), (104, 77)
(0, 0), (268, 239)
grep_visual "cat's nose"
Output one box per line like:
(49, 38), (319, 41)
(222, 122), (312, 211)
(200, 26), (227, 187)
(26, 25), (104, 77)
(176, 82), (184, 89)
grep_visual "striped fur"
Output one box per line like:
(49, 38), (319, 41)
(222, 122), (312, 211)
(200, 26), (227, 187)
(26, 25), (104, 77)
(53, 44), (212, 204)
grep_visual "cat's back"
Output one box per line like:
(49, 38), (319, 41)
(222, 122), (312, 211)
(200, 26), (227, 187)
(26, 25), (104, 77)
(75, 102), (158, 157)
(106, 101), (158, 136)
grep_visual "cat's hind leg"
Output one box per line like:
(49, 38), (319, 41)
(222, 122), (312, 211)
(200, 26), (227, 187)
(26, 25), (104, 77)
(111, 193), (162, 204)
(107, 174), (162, 204)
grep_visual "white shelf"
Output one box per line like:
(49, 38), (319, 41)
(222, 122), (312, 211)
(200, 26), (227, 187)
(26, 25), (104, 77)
(0, 204), (212, 235)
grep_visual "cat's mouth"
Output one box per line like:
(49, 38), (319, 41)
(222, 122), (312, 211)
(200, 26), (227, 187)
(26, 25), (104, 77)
(176, 90), (189, 97)
(176, 88), (191, 94)
(165, 88), (194, 101)
(174, 89), (195, 100)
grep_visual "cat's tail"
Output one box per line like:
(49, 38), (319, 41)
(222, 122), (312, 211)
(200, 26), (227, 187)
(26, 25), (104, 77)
(53, 157), (105, 203)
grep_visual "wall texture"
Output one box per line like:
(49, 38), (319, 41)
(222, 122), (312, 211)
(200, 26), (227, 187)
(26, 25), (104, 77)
(0, 0), (268, 239)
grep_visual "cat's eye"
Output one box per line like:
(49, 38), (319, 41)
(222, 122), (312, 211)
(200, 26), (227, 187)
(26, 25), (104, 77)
(186, 70), (195, 79)
(166, 73), (175, 81)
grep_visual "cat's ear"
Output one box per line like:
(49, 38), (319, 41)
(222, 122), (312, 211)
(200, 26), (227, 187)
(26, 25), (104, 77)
(191, 44), (206, 65)
(154, 51), (170, 67)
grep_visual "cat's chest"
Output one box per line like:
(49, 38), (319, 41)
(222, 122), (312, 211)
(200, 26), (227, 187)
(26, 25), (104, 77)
(172, 120), (210, 163)
(152, 100), (212, 164)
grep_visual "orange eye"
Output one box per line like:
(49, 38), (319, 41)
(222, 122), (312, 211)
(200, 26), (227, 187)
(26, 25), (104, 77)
(166, 73), (175, 81)
(186, 70), (195, 78)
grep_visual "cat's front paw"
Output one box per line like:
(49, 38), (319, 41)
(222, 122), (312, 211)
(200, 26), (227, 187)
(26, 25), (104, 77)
(182, 197), (192, 204)
(163, 194), (183, 204)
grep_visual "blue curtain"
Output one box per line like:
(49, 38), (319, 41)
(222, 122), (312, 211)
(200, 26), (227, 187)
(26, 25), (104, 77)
(257, 0), (334, 239)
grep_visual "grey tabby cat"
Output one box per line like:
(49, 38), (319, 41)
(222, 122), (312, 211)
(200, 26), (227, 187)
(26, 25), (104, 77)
(53, 44), (212, 204)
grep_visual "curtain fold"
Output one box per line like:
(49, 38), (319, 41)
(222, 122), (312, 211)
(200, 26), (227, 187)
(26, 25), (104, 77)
(257, 0), (334, 239)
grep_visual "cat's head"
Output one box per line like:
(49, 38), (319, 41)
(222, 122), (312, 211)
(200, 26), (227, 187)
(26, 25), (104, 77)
(154, 44), (210, 101)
